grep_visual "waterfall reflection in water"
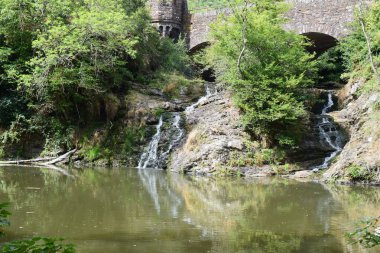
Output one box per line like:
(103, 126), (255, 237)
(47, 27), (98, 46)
(0, 167), (379, 253)
(136, 83), (217, 215)
(138, 168), (182, 217)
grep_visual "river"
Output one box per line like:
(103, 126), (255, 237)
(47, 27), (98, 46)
(0, 166), (379, 252)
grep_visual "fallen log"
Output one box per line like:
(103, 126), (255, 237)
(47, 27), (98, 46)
(43, 149), (77, 165)
(0, 157), (53, 165)
(0, 149), (77, 166)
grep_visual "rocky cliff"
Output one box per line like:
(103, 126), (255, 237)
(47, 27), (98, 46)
(324, 80), (380, 184)
(169, 88), (274, 177)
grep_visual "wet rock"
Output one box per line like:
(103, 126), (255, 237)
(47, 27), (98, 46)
(292, 170), (314, 179)
(170, 89), (253, 175)
(323, 80), (380, 183)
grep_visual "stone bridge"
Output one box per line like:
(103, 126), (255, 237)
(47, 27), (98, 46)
(149, 0), (362, 53)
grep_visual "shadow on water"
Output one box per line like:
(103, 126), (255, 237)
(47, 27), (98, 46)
(0, 167), (379, 253)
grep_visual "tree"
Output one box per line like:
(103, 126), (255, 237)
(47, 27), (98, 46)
(340, 1), (380, 88)
(204, 0), (316, 146)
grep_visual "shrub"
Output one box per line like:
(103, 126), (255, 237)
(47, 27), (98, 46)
(86, 146), (101, 162)
(346, 164), (374, 181)
(347, 216), (380, 248)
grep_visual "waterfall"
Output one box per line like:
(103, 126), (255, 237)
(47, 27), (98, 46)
(136, 84), (216, 217)
(138, 83), (216, 170)
(185, 83), (217, 114)
(137, 113), (185, 170)
(161, 113), (185, 159)
(313, 93), (345, 171)
(138, 116), (164, 169)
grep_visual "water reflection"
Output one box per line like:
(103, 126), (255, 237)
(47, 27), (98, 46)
(138, 168), (182, 217)
(0, 166), (378, 253)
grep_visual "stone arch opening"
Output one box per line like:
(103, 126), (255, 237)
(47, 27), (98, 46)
(189, 42), (215, 82)
(302, 32), (345, 88)
(302, 32), (338, 55)
(189, 41), (210, 55)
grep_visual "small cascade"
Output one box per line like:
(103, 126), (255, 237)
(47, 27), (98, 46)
(138, 116), (164, 169)
(314, 92), (345, 171)
(185, 83), (217, 114)
(138, 113), (185, 169)
(138, 83), (216, 170)
(161, 113), (185, 159)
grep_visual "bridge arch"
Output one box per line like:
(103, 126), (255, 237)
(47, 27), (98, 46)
(189, 41), (210, 54)
(302, 32), (338, 55)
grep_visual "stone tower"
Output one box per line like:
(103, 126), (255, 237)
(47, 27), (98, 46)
(149, 0), (188, 40)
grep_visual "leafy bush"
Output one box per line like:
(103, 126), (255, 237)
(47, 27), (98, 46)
(1, 238), (75, 253)
(253, 148), (285, 166)
(347, 217), (380, 248)
(86, 146), (101, 162)
(346, 164), (374, 181)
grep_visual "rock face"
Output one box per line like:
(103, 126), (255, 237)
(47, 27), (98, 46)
(323, 80), (380, 183)
(170, 89), (269, 176)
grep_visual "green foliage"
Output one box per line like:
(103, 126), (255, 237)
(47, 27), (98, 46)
(0, 238), (75, 253)
(122, 126), (145, 155)
(0, 0), (193, 157)
(86, 146), (101, 162)
(339, 1), (380, 90)
(41, 118), (75, 156)
(347, 217), (380, 248)
(0, 203), (75, 252)
(204, 0), (317, 146)
(254, 148), (285, 166)
(0, 202), (11, 235)
(153, 108), (166, 117)
(24, 0), (149, 119)
(151, 73), (202, 99)
(316, 47), (345, 84)
(346, 164), (374, 181)
(0, 115), (35, 157)
(0, 95), (28, 128)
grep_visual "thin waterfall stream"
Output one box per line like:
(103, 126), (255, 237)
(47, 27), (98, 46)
(137, 115), (164, 169)
(138, 83), (216, 170)
(313, 92), (345, 171)
(137, 83), (217, 216)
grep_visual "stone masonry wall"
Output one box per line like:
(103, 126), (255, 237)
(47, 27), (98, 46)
(284, 0), (358, 39)
(187, 0), (362, 51)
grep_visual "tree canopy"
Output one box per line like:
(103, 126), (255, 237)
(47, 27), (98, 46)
(203, 0), (317, 146)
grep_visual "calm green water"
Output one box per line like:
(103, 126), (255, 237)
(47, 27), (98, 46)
(0, 166), (379, 253)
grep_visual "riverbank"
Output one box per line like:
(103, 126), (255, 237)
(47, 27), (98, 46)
(1, 78), (379, 185)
